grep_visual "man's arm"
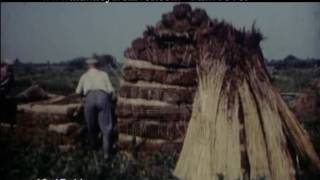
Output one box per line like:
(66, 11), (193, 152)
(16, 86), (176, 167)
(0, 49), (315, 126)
(104, 73), (115, 93)
(75, 76), (84, 95)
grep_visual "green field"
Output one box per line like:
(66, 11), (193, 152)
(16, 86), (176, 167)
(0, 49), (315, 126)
(12, 65), (120, 96)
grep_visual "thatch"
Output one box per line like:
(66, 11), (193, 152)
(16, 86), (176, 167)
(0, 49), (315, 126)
(119, 81), (195, 104)
(122, 64), (197, 87)
(172, 3), (320, 178)
(124, 58), (178, 70)
(117, 4), (320, 177)
(48, 122), (81, 136)
(174, 54), (320, 179)
(116, 98), (191, 122)
(18, 103), (81, 115)
(118, 119), (187, 140)
(16, 85), (50, 102)
(117, 133), (183, 154)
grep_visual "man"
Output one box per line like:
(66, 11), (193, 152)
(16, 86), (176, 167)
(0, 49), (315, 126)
(0, 59), (17, 130)
(0, 59), (15, 97)
(76, 58), (114, 159)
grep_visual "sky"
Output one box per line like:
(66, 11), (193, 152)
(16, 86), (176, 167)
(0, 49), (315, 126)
(1, 2), (320, 63)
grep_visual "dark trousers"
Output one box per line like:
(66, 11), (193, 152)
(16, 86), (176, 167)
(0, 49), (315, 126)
(84, 90), (113, 155)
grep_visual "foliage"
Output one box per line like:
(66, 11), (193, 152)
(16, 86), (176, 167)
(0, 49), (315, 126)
(267, 55), (320, 69)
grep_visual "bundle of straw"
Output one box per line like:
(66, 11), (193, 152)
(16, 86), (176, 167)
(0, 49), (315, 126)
(174, 48), (320, 180)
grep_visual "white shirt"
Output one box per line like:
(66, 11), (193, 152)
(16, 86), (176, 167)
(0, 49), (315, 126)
(76, 68), (114, 95)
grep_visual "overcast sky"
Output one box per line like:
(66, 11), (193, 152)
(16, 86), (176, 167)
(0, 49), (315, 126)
(1, 2), (320, 63)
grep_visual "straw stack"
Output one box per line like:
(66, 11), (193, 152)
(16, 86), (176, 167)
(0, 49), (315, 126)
(116, 4), (320, 179)
(116, 3), (205, 151)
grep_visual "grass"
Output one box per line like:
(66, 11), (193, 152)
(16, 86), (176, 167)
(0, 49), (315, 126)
(11, 70), (83, 96)
(272, 67), (319, 92)
(0, 130), (179, 180)
(11, 67), (120, 96)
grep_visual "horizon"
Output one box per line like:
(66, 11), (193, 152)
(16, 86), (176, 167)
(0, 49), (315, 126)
(1, 2), (320, 63)
(6, 53), (320, 65)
